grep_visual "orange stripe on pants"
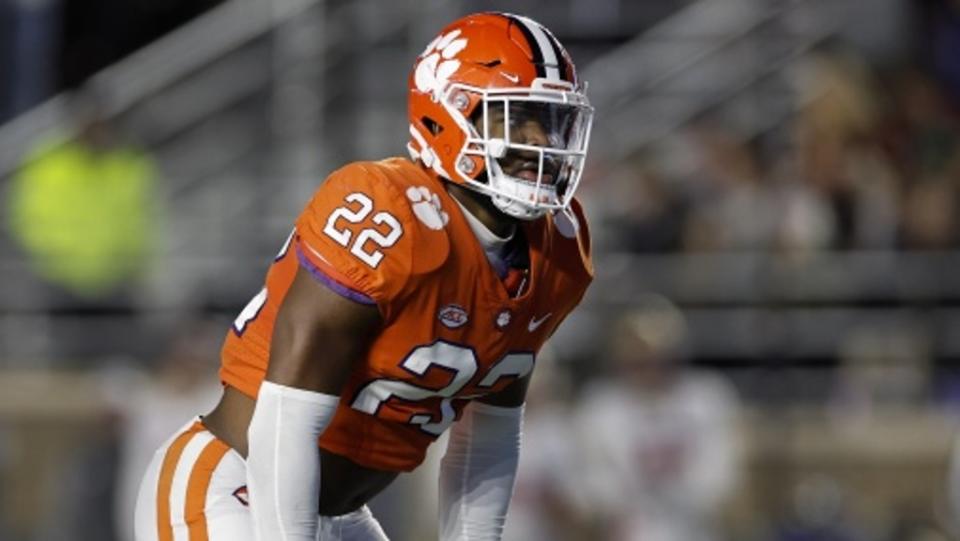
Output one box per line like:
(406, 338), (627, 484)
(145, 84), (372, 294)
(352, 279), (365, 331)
(156, 422), (205, 541)
(185, 438), (230, 541)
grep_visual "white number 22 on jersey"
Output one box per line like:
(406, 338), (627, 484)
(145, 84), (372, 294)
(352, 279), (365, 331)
(323, 193), (402, 268)
(351, 341), (535, 435)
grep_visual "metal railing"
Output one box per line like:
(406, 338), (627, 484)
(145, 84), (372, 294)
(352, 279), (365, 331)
(582, 0), (841, 162)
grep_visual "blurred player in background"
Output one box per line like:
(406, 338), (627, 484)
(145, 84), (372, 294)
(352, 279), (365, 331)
(134, 11), (594, 541)
(577, 296), (742, 541)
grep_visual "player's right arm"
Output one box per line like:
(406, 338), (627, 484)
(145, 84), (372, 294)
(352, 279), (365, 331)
(245, 163), (400, 540)
(265, 265), (381, 395)
(245, 160), (441, 539)
(246, 266), (381, 541)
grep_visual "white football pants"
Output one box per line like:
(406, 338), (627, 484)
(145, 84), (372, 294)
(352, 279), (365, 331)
(133, 418), (389, 541)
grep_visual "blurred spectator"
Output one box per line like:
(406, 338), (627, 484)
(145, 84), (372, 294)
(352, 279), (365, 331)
(794, 50), (880, 173)
(7, 86), (160, 302)
(576, 296), (743, 541)
(880, 69), (960, 250)
(769, 153), (838, 258)
(595, 154), (688, 253)
(794, 50), (903, 251)
(681, 124), (779, 252)
(600, 48), (960, 261)
(899, 178), (957, 249)
(885, 69), (960, 181)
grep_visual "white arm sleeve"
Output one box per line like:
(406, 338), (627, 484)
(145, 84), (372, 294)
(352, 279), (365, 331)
(439, 402), (524, 541)
(246, 380), (339, 541)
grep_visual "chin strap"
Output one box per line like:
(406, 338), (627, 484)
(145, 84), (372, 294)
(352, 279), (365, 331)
(491, 193), (548, 220)
(485, 159), (553, 220)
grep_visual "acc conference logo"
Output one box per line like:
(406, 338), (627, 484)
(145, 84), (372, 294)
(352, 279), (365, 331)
(438, 304), (469, 329)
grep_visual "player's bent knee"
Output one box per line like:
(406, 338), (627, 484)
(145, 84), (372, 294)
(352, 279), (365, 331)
(320, 505), (390, 541)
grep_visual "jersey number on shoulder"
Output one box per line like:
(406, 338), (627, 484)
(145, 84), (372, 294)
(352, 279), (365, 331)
(351, 341), (534, 435)
(323, 193), (402, 268)
(233, 230), (294, 335)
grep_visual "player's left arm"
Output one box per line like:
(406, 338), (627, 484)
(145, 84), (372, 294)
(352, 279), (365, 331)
(438, 199), (593, 540)
(438, 376), (529, 540)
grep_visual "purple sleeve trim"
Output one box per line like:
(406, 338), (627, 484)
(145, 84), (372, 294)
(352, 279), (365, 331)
(295, 246), (377, 306)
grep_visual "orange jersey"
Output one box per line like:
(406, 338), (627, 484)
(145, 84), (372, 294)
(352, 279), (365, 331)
(220, 157), (593, 471)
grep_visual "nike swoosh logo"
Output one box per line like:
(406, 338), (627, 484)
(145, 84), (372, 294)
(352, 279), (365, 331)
(501, 72), (520, 84)
(528, 313), (552, 332)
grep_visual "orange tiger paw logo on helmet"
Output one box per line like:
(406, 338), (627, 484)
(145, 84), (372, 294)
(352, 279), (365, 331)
(414, 29), (468, 99)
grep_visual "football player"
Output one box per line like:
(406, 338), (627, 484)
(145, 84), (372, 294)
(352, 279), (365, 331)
(134, 11), (594, 541)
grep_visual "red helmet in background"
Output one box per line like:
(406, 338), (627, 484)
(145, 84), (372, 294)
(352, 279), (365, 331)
(407, 12), (593, 220)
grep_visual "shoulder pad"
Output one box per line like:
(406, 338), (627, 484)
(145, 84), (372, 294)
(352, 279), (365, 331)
(295, 160), (450, 303)
(363, 159), (451, 274)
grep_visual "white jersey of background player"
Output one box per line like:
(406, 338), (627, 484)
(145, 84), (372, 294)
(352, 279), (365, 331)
(577, 296), (743, 541)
